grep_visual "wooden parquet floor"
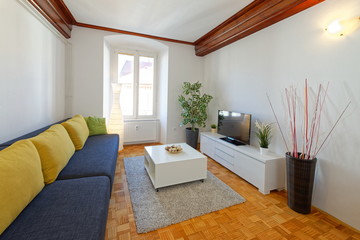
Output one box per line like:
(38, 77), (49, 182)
(105, 143), (360, 240)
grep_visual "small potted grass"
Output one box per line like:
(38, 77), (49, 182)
(255, 120), (272, 155)
(210, 124), (217, 133)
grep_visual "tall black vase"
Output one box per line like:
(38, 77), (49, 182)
(286, 152), (317, 214)
(185, 128), (199, 149)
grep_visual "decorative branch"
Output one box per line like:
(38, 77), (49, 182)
(314, 101), (351, 156)
(266, 94), (289, 153)
(302, 79), (309, 158)
(312, 83), (329, 158)
(270, 79), (350, 160)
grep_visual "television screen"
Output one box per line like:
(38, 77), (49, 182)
(217, 110), (251, 145)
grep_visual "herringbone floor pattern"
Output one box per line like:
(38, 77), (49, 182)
(105, 143), (360, 240)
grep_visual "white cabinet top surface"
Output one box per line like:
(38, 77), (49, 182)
(201, 132), (284, 162)
(145, 143), (206, 164)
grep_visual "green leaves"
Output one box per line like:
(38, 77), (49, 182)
(255, 121), (272, 148)
(178, 81), (213, 131)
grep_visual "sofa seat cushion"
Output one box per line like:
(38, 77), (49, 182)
(57, 134), (119, 187)
(0, 176), (110, 240)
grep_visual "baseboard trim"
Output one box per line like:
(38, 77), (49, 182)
(279, 189), (359, 232)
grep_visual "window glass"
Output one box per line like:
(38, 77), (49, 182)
(118, 54), (134, 116)
(138, 56), (154, 116)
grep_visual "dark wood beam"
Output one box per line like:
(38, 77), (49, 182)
(28, 0), (325, 53)
(75, 22), (194, 46)
(27, 0), (76, 39)
(194, 0), (325, 56)
(27, 0), (193, 45)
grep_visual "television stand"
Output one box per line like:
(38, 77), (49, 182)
(200, 132), (285, 194)
(219, 137), (245, 146)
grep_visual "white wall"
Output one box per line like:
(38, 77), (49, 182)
(103, 41), (111, 121)
(166, 42), (204, 143)
(203, 0), (360, 230)
(158, 50), (169, 143)
(70, 27), (105, 117)
(0, 0), (68, 143)
(70, 27), (203, 144)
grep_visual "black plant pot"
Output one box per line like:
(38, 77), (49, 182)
(286, 152), (317, 214)
(185, 128), (199, 149)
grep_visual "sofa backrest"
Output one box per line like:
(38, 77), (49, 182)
(0, 119), (69, 147)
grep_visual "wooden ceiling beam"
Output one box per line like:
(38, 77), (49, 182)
(194, 0), (325, 56)
(74, 22), (194, 45)
(27, 0), (76, 39)
(27, 0), (326, 53)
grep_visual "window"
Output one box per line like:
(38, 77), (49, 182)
(118, 51), (156, 119)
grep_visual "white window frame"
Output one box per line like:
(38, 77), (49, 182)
(116, 49), (157, 120)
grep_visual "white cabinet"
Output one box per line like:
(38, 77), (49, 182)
(200, 132), (285, 194)
(214, 142), (235, 170)
(199, 135), (215, 158)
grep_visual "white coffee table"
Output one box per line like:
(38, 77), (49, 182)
(144, 143), (207, 191)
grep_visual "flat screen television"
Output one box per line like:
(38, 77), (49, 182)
(217, 110), (252, 146)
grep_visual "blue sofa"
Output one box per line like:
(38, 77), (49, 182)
(0, 120), (119, 240)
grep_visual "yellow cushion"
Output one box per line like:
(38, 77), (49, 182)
(0, 140), (44, 234)
(31, 124), (75, 184)
(61, 114), (89, 150)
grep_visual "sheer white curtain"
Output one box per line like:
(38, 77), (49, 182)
(108, 83), (124, 151)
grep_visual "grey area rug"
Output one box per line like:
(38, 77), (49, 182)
(124, 156), (246, 233)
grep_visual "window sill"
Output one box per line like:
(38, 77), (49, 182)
(124, 119), (159, 122)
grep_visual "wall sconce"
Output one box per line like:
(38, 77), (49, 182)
(325, 17), (360, 36)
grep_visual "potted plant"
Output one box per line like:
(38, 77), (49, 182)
(268, 79), (350, 214)
(178, 81), (213, 149)
(210, 124), (217, 133)
(255, 121), (272, 155)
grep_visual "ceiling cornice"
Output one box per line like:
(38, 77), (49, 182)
(194, 0), (325, 56)
(27, 0), (76, 39)
(28, 0), (326, 55)
(74, 22), (194, 46)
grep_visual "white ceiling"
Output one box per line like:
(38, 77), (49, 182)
(63, 0), (254, 42)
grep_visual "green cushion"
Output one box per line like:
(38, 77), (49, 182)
(85, 116), (107, 136)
